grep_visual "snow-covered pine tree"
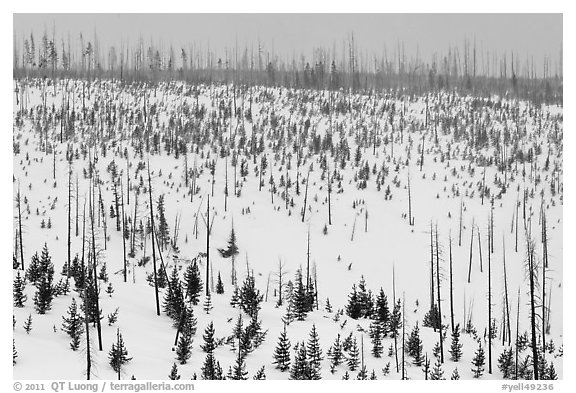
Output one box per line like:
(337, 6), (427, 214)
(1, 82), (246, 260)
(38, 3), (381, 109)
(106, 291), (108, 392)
(156, 195), (170, 250)
(451, 367), (460, 380)
(184, 261), (202, 305)
(201, 322), (216, 353)
(13, 271), (27, 307)
(347, 337), (360, 371)
(449, 323), (463, 361)
(26, 252), (42, 284)
(163, 266), (184, 320)
(203, 291), (213, 314)
(430, 358), (445, 380)
(546, 363), (558, 380)
(253, 366), (266, 380)
(239, 274), (263, 318)
(307, 324), (323, 379)
(230, 285), (240, 307)
(374, 288), (390, 336)
(346, 284), (362, 319)
(33, 274), (53, 314)
(216, 272), (224, 294)
(218, 225), (239, 284)
(23, 314), (33, 334)
(472, 343), (486, 378)
(370, 320), (384, 358)
(61, 298), (84, 350)
(422, 353), (431, 380)
(169, 363), (180, 380)
(407, 321), (424, 365)
(423, 303), (441, 330)
(273, 324), (291, 371)
(291, 268), (309, 321)
(176, 328), (193, 364)
(228, 343), (248, 380)
(497, 347), (515, 379)
(108, 329), (132, 375)
(201, 352), (223, 380)
(328, 334), (344, 372)
(290, 341), (309, 380)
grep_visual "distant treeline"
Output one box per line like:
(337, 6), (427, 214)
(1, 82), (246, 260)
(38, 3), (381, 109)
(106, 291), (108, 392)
(12, 30), (562, 105)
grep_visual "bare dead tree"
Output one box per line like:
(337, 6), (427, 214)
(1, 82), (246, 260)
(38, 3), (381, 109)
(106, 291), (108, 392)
(435, 224), (444, 363)
(89, 175), (103, 351)
(468, 217), (475, 283)
(301, 169), (311, 223)
(120, 178), (127, 283)
(147, 161), (161, 316)
(16, 182), (25, 270)
(449, 231), (455, 333)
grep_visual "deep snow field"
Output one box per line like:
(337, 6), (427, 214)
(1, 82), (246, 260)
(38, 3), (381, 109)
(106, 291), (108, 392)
(12, 79), (563, 380)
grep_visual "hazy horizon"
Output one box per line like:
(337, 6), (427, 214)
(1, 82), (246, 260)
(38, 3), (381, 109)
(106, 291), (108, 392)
(13, 13), (563, 76)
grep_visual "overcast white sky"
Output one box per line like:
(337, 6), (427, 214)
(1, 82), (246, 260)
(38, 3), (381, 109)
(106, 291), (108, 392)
(13, 14), (562, 74)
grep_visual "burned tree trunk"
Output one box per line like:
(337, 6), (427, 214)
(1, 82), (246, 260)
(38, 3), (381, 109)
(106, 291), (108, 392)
(301, 169), (310, 223)
(435, 225), (443, 363)
(449, 232), (455, 333)
(468, 218), (475, 283)
(121, 179), (127, 283)
(487, 221), (492, 374)
(17, 183), (24, 270)
(67, 165), (72, 278)
(89, 177), (103, 351)
(147, 162), (161, 316)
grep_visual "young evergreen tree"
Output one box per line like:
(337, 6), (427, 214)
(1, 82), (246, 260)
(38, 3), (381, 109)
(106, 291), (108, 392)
(230, 285), (240, 307)
(451, 367), (460, 380)
(407, 321), (424, 365)
(239, 275), (263, 318)
(26, 252), (42, 284)
(422, 353), (431, 380)
(370, 320), (384, 358)
(176, 328), (193, 364)
(328, 334), (344, 372)
(108, 329), (132, 374)
(290, 341), (309, 380)
(374, 288), (390, 336)
(346, 284), (362, 319)
(497, 347), (515, 379)
(184, 261), (203, 305)
(449, 323), (463, 361)
(423, 304), (441, 330)
(253, 366), (266, 380)
(33, 274), (53, 314)
(163, 266), (184, 321)
(471, 343), (486, 378)
(61, 298), (84, 350)
(293, 268), (309, 321)
(156, 195), (170, 250)
(23, 314), (33, 334)
(546, 363), (558, 380)
(307, 324), (323, 379)
(273, 325), (292, 371)
(347, 337), (360, 371)
(215, 272), (224, 294)
(203, 291), (213, 314)
(168, 363), (180, 380)
(13, 339), (17, 365)
(201, 352), (223, 380)
(228, 344), (248, 380)
(13, 271), (27, 307)
(201, 322), (217, 353)
(430, 358), (445, 380)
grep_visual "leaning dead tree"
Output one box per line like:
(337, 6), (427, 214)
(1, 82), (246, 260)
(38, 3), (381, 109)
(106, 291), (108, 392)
(147, 160), (161, 316)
